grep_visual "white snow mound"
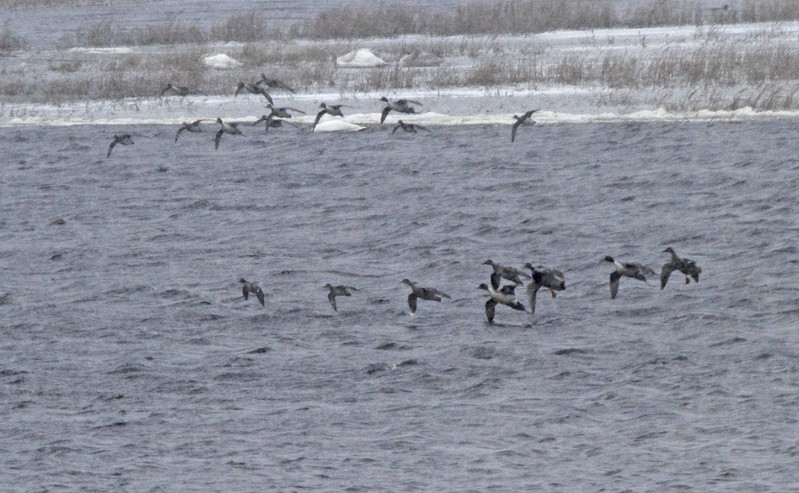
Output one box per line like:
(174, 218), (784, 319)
(313, 120), (366, 132)
(203, 53), (243, 69)
(336, 49), (386, 68)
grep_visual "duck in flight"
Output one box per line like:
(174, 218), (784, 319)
(160, 83), (205, 97)
(106, 133), (134, 158)
(523, 263), (566, 314)
(234, 82), (273, 104)
(401, 279), (450, 314)
(392, 120), (431, 134)
(256, 74), (295, 93)
(251, 114), (300, 132)
(313, 103), (345, 130)
(265, 104), (306, 119)
(604, 256), (655, 299)
(484, 259), (532, 287)
(511, 109), (539, 143)
(660, 247), (702, 289)
(478, 282), (525, 324)
(324, 284), (358, 312)
(380, 97), (423, 124)
(240, 278), (265, 306)
(174, 119), (206, 142)
(214, 118), (243, 150)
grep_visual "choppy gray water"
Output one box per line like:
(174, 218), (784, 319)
(1, 120), (798, 491)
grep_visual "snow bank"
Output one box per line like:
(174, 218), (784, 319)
(336, 49), (386, 68)
(203, 53), (242, 69)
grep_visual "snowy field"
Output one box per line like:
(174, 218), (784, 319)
(2, 14), (799, 126)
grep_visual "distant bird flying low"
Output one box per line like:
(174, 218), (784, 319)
(214, 118), (243, 150)
(324, 284), (357, 312)
(478, 282), (525, 324)
(256, 74), (295, 93)
(660, 247), (702, 289)
(524, 263), (566, 314)
(392, 120), (431, 134)
(604, 256), (655, 299)
(235, 82), (273, 105)
(380, 97), (423, 124)
(174, 120), (206, 142)
(511, 109), (539, 142)
(401, 279), (450, 314)
(107, 133), (134, 158)
(240, 278), (265, 306)
(159, 83), (205, 97)
(313, 103), (345, 130)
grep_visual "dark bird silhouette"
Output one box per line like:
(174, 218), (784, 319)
(511, 109), (539, 142)
(235, 82), (273, 104)
(392, 120), (431, 134)
(660, 247), (702, 289)
(265, 104), (306, 118)
(214, 118), (243, 150)
(324, 284), (357, 312)
(380, 97), (422, 123)
(524, 263), (566, 315)
(256, 74), (295, 93)
(604, 256), (655, 299)
(160, 83), (205, 97)
(478, 282), (525, 324)
(174, 119), (206, 142)
(401, 279), (450, 314)
(240, 278), (265, 306)
(313, 103), (345, 130)
(106, 133), (133, 158)
(484, 259), (531, 288)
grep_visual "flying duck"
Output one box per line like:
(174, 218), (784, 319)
(484, 259), (532, 287)
(660, 247), (702, 289)
(214, 118), (243, 150)
(256, 74), (295, 93)
(324, 284), (357, 312)
(265, 104), (306, 119)
(159, 83), (205, 97)
(313, 103), (345, 130)
(106, 133), (133, 158)
(523, 263), (566, 314)
(380, 97), (422, 124)
(604, 256), (655, 299)
(174, 119), (205, 142)
(401, 279), (450, 314)
(478, 282), (525, 324)
(392, 120), (431, 134)
(240, 278), (265, 306)
(511, 109), (539, 143)
(234, 82), (273, 104)
(251, 114), (300, 132)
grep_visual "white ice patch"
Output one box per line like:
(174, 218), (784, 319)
(203, 53), (243, 69)
(313, 119), (366, 132)
(336, 49), (386, 68)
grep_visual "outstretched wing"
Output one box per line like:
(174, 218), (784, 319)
(313, 110), (326, 130)
(660, 263), (674, 289)
(106, 140), (117, 158)
(527, 283), (539, 315)
(175, 126), (185, 142)
(328, 292), (337, 311)
(407, 293), (417, 314)
(485, 299), (496, 324)
(609, 271), (621, 299)
(214, 129), (224, 150)
(380, 106), (391, 124)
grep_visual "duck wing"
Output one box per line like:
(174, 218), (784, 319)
(380, 106), (391, 124)
(660, 262), (675, 289)
(485, 299), (497, 324)
(328, 292), (337, 311)
(407, 293), (418, 313)
(214, 129), (224, 150)
(609, 271), (621, 299)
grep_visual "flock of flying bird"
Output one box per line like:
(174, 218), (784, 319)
(240, 247), (702, 324)
(105, 74), (540, 157)
(107, 75), (703, 322)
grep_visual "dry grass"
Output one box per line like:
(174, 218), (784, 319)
(0, 20), (26, 52)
